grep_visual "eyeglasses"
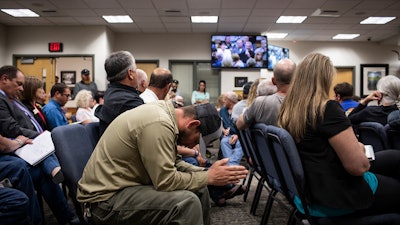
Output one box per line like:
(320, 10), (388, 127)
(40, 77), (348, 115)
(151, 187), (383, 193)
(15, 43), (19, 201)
(63, 93), (71, 99)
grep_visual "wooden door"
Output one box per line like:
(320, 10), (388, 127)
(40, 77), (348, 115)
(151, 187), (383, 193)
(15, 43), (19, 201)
(330, 67), (355, 99)
(16, 57), (56, 97)
(136, 61), (158, 81)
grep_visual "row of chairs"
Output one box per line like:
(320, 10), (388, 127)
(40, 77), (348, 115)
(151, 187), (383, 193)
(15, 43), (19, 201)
(239, 123), (400, 225)
(357, 122), (400, 151)
(51, 122), (100, 224)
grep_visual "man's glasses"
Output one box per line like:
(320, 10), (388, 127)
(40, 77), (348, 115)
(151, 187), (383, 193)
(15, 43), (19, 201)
(63, 93), (71, 99)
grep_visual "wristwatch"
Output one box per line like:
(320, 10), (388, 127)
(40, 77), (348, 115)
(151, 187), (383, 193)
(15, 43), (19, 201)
(194, 149), (199, 157)
(15, 139), (24, 146)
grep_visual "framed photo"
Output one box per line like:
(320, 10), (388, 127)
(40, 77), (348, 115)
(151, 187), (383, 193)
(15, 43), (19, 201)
(60, 71), (76, 85)
(234, 77), (248, 88)
(360, 64), (388, 97)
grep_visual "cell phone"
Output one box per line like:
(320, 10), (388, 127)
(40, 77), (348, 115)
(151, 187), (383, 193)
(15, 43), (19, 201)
(365, 145), (375, 161)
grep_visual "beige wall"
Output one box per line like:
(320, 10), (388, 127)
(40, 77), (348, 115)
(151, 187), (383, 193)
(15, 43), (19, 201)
(0, 24), (5, 64)
(2, 26), (400, 95)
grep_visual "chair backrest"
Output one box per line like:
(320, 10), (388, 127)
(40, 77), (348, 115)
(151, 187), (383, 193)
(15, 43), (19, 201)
(265, 125), (400, 225)
(85, 122), (100, 148)
(249, 123), (283, 193)
(51, 123), (97, 224)
(357, 122), (389, 151)
(386, 125), (400, 149)
(264, 125), (304, 203)
(237, 129), (255, 168)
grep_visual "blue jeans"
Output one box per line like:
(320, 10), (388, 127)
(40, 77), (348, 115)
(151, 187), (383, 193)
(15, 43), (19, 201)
(29, 158), (75, 225)
(182, 156), (212, 168)
(220, 135), (243, 166)
(182, 155), (233, 203)
(0, 155), (42, 225)
(41, 153), (60, 177)
(0, 187), (29, 225)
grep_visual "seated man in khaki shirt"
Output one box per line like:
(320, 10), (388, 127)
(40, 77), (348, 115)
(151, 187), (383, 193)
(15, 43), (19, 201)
(77, 102), (248, 225)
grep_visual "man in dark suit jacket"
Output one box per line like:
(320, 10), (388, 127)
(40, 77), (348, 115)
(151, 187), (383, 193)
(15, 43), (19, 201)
(0, 67), (37, 139)
(0, 65), (76, 225)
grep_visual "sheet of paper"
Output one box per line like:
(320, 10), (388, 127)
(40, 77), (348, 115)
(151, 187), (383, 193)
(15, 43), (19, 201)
(14, 131), (55, 166)
(365, 145), (375, 161)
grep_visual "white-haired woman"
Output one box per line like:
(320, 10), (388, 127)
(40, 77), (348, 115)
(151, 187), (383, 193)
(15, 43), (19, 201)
(348, 75), (400, 125)
(75, 90), (99, 124)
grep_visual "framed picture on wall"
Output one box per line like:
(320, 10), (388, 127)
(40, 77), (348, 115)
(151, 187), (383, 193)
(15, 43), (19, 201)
(360, 64), (388, 97)
(60, 71), (76, 85)
(234, 77), (248, 88)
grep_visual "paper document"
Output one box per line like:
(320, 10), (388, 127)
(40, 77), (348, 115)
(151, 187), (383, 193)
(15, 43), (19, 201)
(14, 131), (55, 166)
(365, 145), (375, 161)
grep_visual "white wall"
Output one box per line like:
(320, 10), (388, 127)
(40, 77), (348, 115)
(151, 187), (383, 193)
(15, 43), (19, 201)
(3, 27), (400, 95)
(271, 41), (400, 95)
(4, 26), (113, 90)
(0, 24), (6, 64)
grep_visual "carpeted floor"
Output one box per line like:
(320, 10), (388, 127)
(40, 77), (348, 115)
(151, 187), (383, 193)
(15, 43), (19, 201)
(43, 177), (293, 225)
(43, 144), (294, 225)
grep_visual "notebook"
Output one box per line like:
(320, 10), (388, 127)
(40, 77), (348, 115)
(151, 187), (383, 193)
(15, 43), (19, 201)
(14, 131), (55, 166)
(365, 145), (375, 161)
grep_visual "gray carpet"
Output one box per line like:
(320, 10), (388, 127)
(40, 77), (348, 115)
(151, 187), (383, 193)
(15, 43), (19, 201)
(43, 176), (293, 225)
(43, 145), (294, 224)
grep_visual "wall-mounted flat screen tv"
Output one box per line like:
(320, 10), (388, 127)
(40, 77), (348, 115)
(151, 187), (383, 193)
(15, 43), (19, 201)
(267, 44), (290, 70)
(211, 35), (268, 69)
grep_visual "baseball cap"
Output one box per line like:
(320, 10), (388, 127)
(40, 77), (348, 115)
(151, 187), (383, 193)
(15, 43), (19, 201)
(243, 81), (253, 95)
(81, 69), (90, 75)
(195, 103), (222, 145)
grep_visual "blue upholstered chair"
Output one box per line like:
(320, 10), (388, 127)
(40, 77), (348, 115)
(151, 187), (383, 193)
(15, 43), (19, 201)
(357, 122), (389, 152)
(386, 125), (400, 149)
(262, 124), (400, 225)
(238, 128), (266, 214)
(51, 123), (100, 224)
(248, 124), (287, 224)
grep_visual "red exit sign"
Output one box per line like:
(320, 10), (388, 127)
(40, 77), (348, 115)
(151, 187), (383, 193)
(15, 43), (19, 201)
(48, 42), (63, 52)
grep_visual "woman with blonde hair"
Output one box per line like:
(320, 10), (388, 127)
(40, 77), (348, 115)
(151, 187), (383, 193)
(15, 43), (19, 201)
(279, 53), (400, 218)
(75, 89), (99, 124)
(246, 78), (260, 107)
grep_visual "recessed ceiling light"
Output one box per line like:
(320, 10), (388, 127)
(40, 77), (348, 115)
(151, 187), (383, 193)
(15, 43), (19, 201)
(276, 16), (307, 24)
(332, 34), (360, 40)
(1, 9), (39, 17)
(360, 17), (396, 24)
(262, 32), (288, 39)
(191, 16), (218, 23)
(102, 15), (133, 23)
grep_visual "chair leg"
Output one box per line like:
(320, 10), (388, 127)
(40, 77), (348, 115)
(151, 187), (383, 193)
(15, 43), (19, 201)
(260, 189), (277, 225)
(287, 208), (297, 225)
(251, 178), (264, 215)
(243, 167), (254, 202)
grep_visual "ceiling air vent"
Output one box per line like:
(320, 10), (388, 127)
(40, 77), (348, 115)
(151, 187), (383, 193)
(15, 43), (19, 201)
(311, 9), (340, 17)
(159, 9), (186, 17)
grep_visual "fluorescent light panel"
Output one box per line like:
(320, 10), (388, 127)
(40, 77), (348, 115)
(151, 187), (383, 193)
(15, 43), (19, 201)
(1, 9), (39, 17)
(276, 16), (307, 23)
(332, 34), (360, 39)
(360, 17), (396, 24)
(102, 15), (133, 23)
(263, 32), (288, 39)
(191, 16), (218, 23)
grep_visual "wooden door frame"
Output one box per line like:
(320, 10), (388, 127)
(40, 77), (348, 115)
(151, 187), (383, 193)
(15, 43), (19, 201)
(13, 54), (95, 80)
